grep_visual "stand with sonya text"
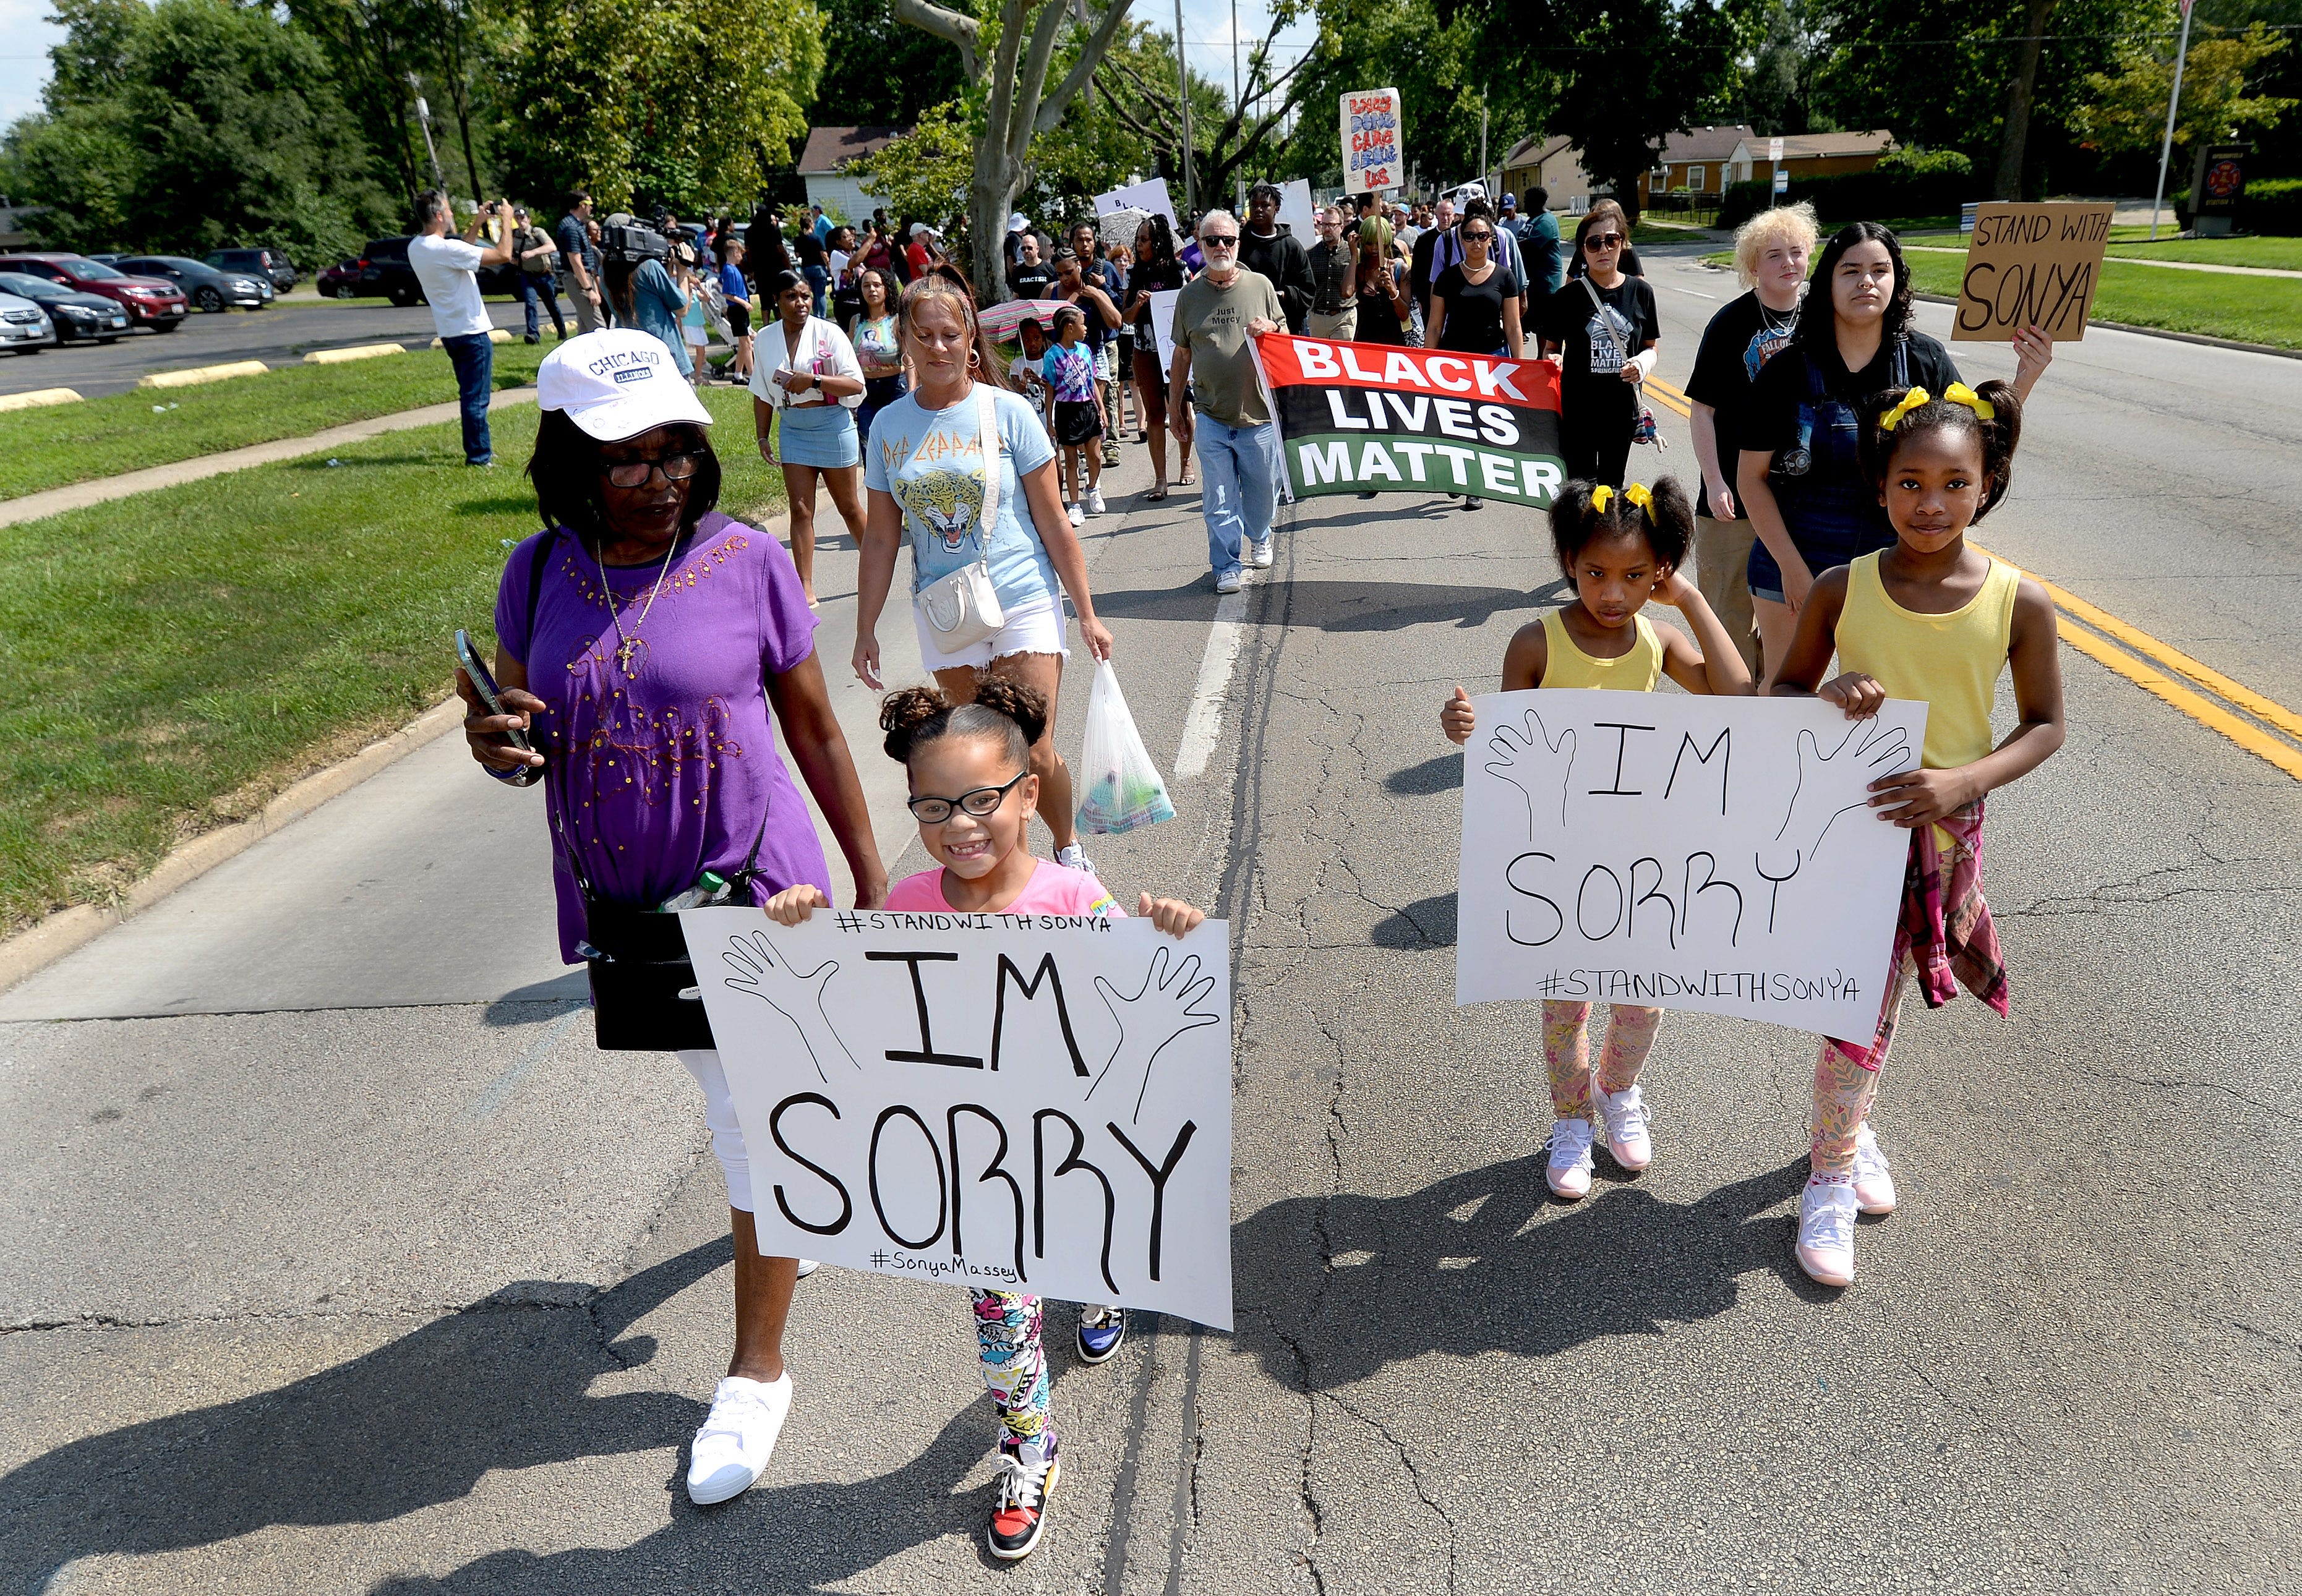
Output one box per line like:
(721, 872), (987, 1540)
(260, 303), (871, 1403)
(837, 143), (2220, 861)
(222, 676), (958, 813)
(682, 908), (1236, 1331)
(1457, 691), (1927, 1039)
(1255, 335), (1567, 507)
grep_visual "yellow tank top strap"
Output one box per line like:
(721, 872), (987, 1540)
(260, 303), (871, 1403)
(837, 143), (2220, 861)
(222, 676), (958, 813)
(1835, 552), (2019, 770)
(1539, 609), (1664, 693)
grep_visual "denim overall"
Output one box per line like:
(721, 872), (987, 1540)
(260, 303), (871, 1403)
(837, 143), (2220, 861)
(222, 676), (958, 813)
(1747, 338), (1909, 602)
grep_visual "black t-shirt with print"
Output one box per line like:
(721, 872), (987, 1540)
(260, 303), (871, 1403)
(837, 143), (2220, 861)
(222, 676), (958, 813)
(1542, 273), (1661, 399)
(1744, 328), (1961, 458)
(1431, 262), (1522, 354)
(1685, 289), (1803, 518)
(1009, 263), (1056, 300)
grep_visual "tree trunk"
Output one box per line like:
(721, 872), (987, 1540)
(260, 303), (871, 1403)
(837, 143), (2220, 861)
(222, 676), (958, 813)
(1992, 0), (2057, 200)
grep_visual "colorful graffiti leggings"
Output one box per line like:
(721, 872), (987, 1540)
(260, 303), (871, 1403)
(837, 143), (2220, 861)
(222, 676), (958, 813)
(1809, 947), (1919, 1177)
(1543, 1001), (1664, 1122)
(971, 1290), (1051, 1456)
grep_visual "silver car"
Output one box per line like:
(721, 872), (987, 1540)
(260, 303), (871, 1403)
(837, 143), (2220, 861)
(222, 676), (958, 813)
(0, 289), (57, 352)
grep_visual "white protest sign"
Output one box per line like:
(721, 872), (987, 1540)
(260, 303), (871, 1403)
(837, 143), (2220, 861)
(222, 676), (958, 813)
(682, 907), (1235, 1330)
(1096, 177), (1178, 232)
(1149, 287), (1181, 377)
(1342, 87), (1403, 195)
(1276, 179), (1317, 241)
(1455, 691), (1927, 1038)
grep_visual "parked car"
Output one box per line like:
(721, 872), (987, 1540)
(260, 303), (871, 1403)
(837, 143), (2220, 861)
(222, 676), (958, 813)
(317, 257), (361, 297)
(0, 253), (186, 330)
(0, 289), (57, 354)
(351, 234), (521, 306)
(0, 271), (129, 341)
(113, 254), (271, 312)
(207, 246), (297, 292)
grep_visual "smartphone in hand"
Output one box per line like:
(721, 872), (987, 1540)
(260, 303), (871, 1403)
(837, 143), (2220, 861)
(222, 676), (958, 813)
(455, 629), (537, 767)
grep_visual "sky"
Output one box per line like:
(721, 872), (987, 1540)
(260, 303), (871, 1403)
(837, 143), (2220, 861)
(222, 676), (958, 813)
(0, 0), (59, 137)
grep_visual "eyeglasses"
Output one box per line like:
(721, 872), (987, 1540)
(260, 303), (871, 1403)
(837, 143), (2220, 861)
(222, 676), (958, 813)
(1199, 234), (1238, 248)
(1585, 233), (1625, 251)
(906, 769), (1029, 824)
(1462, 229), (1494, 241)
(601, 453), (701, 489)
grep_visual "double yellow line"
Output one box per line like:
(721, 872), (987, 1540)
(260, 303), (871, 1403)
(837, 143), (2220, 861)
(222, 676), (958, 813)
(1635, 376), (2302, 781)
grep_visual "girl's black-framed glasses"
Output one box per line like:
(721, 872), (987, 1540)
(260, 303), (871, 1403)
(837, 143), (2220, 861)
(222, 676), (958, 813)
(906, 769), (1030, 824)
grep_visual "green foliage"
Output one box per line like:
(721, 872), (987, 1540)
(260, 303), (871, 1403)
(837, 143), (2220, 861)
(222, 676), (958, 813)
(2241, 174), (2302, 231)
(849, 100), (976, 231)
(1880, 146), (1974, 176)
(2073, 20), (2296, 156)
(816, 0), (970, 125)
(1717, 166), (1975, 229)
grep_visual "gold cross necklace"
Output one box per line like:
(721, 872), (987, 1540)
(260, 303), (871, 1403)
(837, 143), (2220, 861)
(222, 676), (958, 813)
(590, 532), (680, 678)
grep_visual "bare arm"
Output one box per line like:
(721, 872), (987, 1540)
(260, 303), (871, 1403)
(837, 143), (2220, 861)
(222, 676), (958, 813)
(1652, 572), (1754, 695)
(1690, 399), (1734, 520)
(1767, 567), (1852, 697)
(1738, 447), (1812, 608)
(852, 487), (904, 688)
(1439, 621), (1549, 743)
(1427, 294), (1448, 352)
(1019, 457), (1114, 660)
(1502, 295), (1523, 360)
(766, 649), (890, 907)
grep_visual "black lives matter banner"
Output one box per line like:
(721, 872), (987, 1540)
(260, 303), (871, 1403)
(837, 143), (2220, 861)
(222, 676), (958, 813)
(1255, 335), (1565, 508)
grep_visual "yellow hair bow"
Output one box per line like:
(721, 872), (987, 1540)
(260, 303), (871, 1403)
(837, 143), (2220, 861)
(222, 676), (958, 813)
(1943, 381), (1995, 420)
(1623, 482), (1654, 521)
(1879, 383), (1998, 431)
(1877, 387), (1930, 430)
(1590, 484), (1613, 513)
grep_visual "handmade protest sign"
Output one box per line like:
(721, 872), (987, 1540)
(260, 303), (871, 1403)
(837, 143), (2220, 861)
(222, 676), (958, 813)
(682, 908), (1235, 1330)
(1095, 177), (1178, 233)
(1256, 334), (1565, 507)
(1954, 202), (2113, 343)
(1148, 288), (1181, 378)
(1456, 691), (1927, 1038)
(1343, 88), (1403, 194)
(1277, 179), (1318, 242)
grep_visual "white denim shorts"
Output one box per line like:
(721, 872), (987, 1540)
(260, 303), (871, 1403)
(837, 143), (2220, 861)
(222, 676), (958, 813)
(913, 592), (1069, 672)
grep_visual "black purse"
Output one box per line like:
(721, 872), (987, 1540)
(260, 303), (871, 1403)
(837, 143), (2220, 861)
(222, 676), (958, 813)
(568, 815), (771, 1053)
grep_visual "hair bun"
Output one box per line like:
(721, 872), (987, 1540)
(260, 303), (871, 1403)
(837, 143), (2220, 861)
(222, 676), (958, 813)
(879, 685), (951, 761)
(970, 678), (1050, 747)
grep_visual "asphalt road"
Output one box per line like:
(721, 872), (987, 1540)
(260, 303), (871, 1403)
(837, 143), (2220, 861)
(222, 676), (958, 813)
(0, 290), (538, 400)
(4, 254), (2300, 1593)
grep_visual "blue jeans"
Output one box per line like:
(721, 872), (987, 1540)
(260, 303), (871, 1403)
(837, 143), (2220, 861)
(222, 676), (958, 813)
(1195, 413), (1277, 579)
(518, 273), (567, 339)
(802, 263), (829, 318)
(441, 332), (494, 464)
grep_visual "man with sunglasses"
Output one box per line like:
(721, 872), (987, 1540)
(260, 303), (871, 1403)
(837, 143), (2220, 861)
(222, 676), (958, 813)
(1168, 210), (1285, 594)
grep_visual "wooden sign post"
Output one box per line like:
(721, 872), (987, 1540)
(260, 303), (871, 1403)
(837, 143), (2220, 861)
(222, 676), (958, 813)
(1953, 201), (2114, 343)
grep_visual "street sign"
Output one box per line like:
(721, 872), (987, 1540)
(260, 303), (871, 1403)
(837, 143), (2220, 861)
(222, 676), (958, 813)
(1766, 137), (1784, 163)
(1773, 168), (1789, 194)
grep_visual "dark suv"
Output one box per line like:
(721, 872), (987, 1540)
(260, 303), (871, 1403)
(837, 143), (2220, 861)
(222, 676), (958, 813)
(207, 247), (297, 292)
(353, 235), (521, 306)
(0, 252), (187, 330)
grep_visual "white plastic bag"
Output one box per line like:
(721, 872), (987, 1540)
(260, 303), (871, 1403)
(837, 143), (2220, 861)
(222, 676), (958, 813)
(1074, 660), (1176, 835)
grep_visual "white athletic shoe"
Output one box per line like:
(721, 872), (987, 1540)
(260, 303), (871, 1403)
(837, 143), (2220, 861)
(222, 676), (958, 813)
(1249, 538), (1273, 568)
(1055, 842), (1097, 876)
(1852, 1124), (1897, 1215)
(1796, 1178), (1860, 1287)
(796, 1259), (820, 1278)
(1066, 501), (1084, 527)
(1215, 570), (1244, 594)
(686, 1372), (793, 1504)
(1545, 1117), (1596, 1200)
(1594, 1081), (1653, 1171)
(1084, 489), (1106, 516)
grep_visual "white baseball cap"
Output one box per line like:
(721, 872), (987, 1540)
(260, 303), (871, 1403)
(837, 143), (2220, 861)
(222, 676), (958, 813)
(536, 329), (712, 440)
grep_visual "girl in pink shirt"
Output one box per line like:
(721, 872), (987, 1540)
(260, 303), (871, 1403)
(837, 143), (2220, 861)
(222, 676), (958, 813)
(764, 676), (1204, 1561)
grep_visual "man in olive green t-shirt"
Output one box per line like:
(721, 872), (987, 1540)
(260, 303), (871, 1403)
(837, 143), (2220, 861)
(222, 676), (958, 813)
(1168, 208), (1284, 594)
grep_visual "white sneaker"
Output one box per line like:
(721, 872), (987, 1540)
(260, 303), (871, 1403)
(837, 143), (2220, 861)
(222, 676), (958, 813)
(1796, 1178), (1860, 1287)
(1544, 1117), (1595, 1200)
(1055, 842), (1097, 876)
(796, 1259), (820, 1278)
(1594, 1081), (1653, 1171)
(686, 1372), (794, 1504)
(1215, 570), (1244, 594)
(1084, 489), (1106, 516)
(1066, 501), (1084, 527)
(1249, 538), (1273, 568)
(1852, 1124), (1897, 1215)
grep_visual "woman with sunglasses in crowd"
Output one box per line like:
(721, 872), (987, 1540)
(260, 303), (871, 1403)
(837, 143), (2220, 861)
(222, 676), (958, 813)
(456, 328), (889, 1511)
(1123, 212), (1192, 500)
(1426, 210), (1526, 510)
(1539, 200), (1661, 489)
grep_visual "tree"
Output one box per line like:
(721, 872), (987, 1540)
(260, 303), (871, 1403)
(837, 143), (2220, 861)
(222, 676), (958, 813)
(2072, 19), (2295, 157)
(1990, 0), (2060, 198)
(890, 0), (1136, 301)
(815, 0), (970, 125)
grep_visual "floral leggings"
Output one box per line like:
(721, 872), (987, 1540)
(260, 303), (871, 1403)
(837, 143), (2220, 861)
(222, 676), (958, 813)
(1542, 1001), (1664, 1121)
(1810, 944), (1919, 1177)
(972, 1290), (1050, 1458)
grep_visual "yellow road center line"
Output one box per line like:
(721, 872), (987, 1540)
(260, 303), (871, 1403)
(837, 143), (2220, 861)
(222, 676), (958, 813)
(2052, 615), (2302, 782)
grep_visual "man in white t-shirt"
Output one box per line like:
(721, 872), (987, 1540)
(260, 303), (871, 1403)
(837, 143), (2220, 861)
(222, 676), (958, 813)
(408, 189), (517, 465)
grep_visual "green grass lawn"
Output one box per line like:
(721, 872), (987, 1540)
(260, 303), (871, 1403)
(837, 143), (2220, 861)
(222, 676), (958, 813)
(1899, 252), (2302, 349)
(0, 382), (785, 934)
(1903, 229), (2302, 271)
(0, 344), (550, 502)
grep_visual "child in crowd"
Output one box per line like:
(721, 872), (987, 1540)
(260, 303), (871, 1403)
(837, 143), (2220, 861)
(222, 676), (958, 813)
(1769, 379), (2062, 1286)
(766, 678), (1207, 1561)
(1440, 478), (1753, 1198)
(1008, 317), (1054, 436)
(1042, 305), (1107, 525)
(676, 251), (710, 386)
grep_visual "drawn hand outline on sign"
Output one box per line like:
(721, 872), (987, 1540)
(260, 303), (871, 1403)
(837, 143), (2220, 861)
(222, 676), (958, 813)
(1485, 710), (1576, 836)
(1084, 945), (1223, 1123)
(721, 930), (857, 1081)
(1758, 720), (1915, 880)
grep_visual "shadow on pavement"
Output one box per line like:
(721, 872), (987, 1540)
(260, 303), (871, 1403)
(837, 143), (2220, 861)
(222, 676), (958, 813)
(1095, 579), (1542, 631)
(483, 973), (589, 1022)
(1371, 892), (1457, 949)
(1232, 1153), (1821, 1391)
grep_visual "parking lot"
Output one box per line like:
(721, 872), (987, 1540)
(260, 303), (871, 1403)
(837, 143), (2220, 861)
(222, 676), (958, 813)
(0, 289), (539, 400)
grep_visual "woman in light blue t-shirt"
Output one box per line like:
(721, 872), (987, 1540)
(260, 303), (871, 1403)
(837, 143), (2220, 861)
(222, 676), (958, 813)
(855, 276), (1115, 869)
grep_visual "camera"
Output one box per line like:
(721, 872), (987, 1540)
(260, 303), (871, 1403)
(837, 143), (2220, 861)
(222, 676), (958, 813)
(599, 223), (670, 266)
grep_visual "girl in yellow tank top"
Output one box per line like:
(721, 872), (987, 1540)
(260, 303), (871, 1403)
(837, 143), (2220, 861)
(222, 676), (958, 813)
(1441, 478), (1753, 1199)
(1770, 378), (2065, 1289)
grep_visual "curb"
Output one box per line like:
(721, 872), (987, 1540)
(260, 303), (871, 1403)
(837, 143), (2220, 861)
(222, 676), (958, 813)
(305, 343), (410, 365)
(1906, 292), (2302, 361)
(0, 698), (466, 996)
(432, 329), (514, 348)
(139, 360), (269, 390)
(0, 387), (82, 412)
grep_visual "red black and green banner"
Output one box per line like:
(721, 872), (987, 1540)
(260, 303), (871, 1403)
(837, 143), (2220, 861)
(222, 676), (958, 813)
(1253, 335), (1565, 508)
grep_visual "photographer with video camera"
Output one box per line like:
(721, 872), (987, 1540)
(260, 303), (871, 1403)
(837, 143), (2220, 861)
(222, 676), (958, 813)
(599, 215), (693, 377)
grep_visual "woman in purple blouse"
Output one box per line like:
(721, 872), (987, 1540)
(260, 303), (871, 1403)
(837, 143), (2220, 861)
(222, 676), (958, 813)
(454, 327), (889, 1508)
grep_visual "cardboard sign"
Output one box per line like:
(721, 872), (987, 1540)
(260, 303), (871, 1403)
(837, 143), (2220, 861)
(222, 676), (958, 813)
(1095, 177), (1178, 233)
(1953, 201), (2113, 343)
(1342, 88), (1403, 195)
(1256, 333), (1565, 507)
(681, 908), (1236, 1330)
(1456, 691), (1925, 1039)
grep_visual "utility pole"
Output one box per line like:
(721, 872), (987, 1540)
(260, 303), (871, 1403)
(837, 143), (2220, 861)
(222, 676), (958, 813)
(1231, 0), (1243, 211)
(1173, 0), (1196, 217)
(2149, 0), (2197, 241)
(407, 72), (447, 194)
(1479, 93), (1489, 198)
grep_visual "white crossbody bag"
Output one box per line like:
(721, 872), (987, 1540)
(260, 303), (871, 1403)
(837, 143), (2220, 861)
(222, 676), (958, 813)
(910, 384), (1008, 652)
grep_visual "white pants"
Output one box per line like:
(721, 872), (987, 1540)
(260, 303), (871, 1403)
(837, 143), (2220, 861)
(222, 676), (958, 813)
(677, 1048), (754, 1212)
